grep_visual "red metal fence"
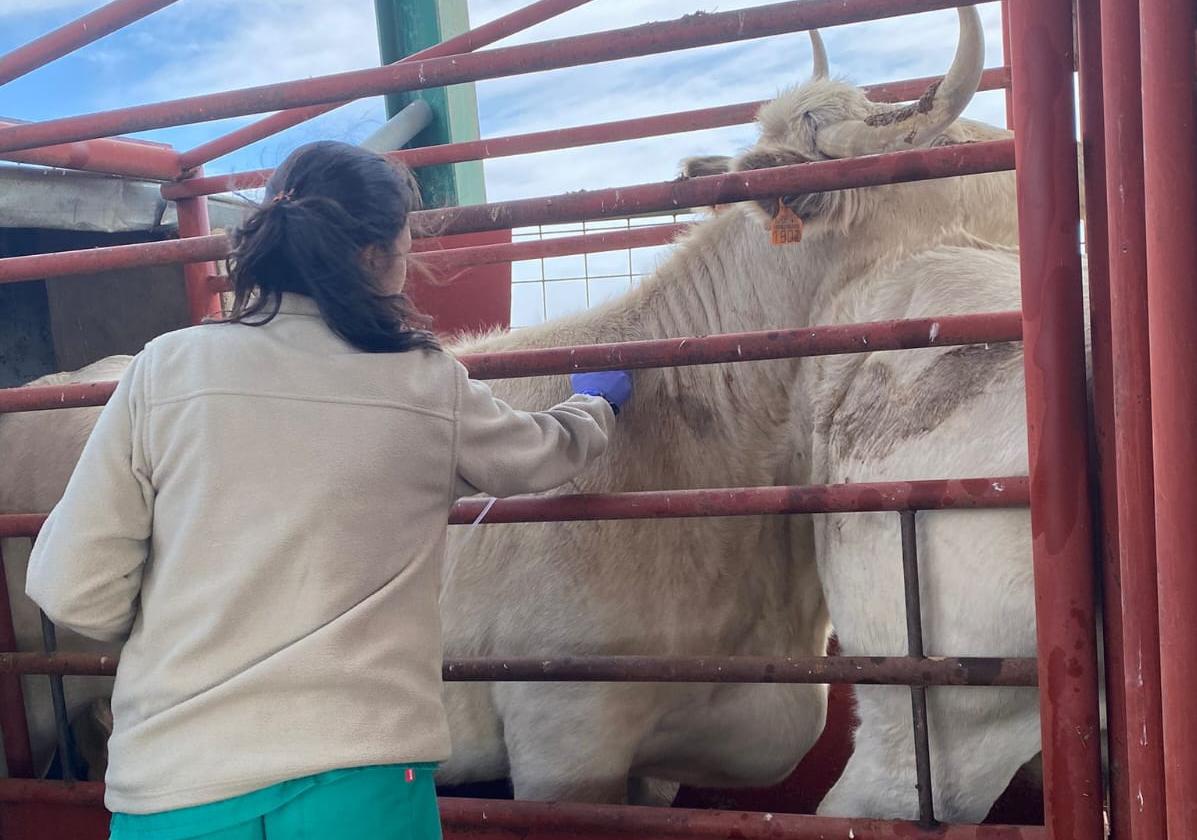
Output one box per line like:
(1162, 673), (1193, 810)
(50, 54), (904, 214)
(0, 0), (1193, 838)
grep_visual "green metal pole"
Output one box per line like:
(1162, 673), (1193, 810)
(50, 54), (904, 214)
(374, 0), (487, 209)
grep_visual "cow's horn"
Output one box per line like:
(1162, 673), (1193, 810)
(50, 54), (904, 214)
(809, 29), (829, 80)
(814, 6), (984, 158)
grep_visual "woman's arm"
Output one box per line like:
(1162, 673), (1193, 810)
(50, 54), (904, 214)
(453, 363), (631, 499)
(26, 352), (154, 643)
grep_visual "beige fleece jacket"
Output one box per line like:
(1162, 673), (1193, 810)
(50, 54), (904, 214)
(25, 293), (613, 814)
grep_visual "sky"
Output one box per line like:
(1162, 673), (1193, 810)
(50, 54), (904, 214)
(0, 1), (1009, 324)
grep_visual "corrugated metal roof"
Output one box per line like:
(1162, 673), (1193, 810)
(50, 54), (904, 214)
(0, 164), (250, 233)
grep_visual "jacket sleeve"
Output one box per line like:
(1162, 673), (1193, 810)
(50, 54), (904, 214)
(453, 362), (614, 499)
(26, 351), (154, 643)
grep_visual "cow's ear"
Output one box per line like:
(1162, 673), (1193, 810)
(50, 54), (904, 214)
(677, 155), (733, 179)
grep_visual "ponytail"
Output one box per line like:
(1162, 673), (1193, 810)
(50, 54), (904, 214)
(222, 141), (439, 354)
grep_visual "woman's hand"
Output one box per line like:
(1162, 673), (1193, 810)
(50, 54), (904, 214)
(570, 370), (633, 415)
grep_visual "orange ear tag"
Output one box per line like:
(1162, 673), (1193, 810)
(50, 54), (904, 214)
(770, 203), (804, 246)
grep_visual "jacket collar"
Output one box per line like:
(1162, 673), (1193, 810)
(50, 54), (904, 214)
(275, 293), (322, 316)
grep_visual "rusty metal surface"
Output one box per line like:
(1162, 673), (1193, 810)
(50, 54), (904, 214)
(437, 799), (1049, 839)
(0, 652), (1039, 687)
(0, 475), (1031, 543)
(209, 224), (690, 294)
(0, 782), (1048, 837)
(0, 311), (1024, 413)
(457, 312), (1023, 380)
(1073, 2), (1135, 836)
(899, 512), (935, 827)
(163, 67), (1012, 200)
(5, 142), (1013, 285)
(1140, 0), (1197, 833)
(0, 233), (226, 286)
(0, 213), (616, 286)
(1097, 0), (1168, 836)
(175, 167), (222, 324)
(417, 141), (1015, 237)
(0, 120), (179, 180)
(447, 476), (1031, 523)
(1008, 0), (1106, 836)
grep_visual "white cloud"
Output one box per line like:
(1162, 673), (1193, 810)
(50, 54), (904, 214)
(126, 1), (383, 102)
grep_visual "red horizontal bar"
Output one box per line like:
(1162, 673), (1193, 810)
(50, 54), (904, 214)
(0, 0), (180, 87)
(0, 651), (1036, 686)
(177, 0), (597, 172)
(0, 781), (1045, 838)
(0, 234), (226, 286)
(162, 66), (1011, 200)
(0, 381), (117, 415)
(9, 140), (1013, 287)
(438, 799), (1046, 839)
(207, 224), (692, 295)
(418, 223), (689, 270)
(422, 223), (689, 267)
(0, 0), (969, 154)
(0, 780), (103, 806)
(0, 475), (1030, 540)
(207, 224), (692, 293)
(0, 311), (1022, 414)
(0, 515), (44, 540)
(443, 655), (1038, 686)
(457, 311), (1024, 379)
(0, 119), (180, 180)
(447, 476), (1029, 524)
(417, 139), (1016, 236)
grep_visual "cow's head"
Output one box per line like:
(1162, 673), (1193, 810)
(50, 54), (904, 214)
(730, 7), (986, 238)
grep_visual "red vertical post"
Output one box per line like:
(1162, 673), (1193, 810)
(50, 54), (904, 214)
(1100, 0), (1168, 837)
(0, 543), (34, 779)
(1074, 3), (1133, 837)
(1001, 0), (1015, 129)
(1008, 0), (1106, 837)
(1140, 0), (1197, 835)
(174, 166), (221, 324)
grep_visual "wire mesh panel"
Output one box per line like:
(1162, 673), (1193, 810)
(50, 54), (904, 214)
(510, 212), (699, 328)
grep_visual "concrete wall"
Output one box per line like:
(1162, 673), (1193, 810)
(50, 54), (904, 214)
(0, 281), (55, 389)
(1, 228), (191, 383)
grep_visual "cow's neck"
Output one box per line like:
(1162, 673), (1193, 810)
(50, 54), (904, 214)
(457, 209), (830, 489)
(450, 194), (958, 491)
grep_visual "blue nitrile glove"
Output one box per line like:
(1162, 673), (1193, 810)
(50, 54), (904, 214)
(571, 370), (633, 415)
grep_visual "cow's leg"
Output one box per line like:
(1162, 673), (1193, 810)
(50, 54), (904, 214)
(633, 682), (827, 789)
(818, 685), (1041, 822)
(627, 777), (680, 807)
(496, 682), (659, 803)
(435, 682), (508, 786)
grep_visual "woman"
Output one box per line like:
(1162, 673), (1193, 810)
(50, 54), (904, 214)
(26, 140), (632, 840)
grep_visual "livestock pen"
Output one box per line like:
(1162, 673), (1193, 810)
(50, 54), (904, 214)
(0, 1), (1194, 839)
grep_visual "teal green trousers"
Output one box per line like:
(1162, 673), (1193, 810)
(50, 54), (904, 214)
(109, 764), (441, 840)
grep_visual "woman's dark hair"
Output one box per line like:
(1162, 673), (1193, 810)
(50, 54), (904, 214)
(223, 140), (439, 353)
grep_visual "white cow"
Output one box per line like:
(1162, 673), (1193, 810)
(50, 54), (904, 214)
(1, 7), (1037, 816)
(716, 12), (1091, 820)
(435, 7), (1030, 808)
